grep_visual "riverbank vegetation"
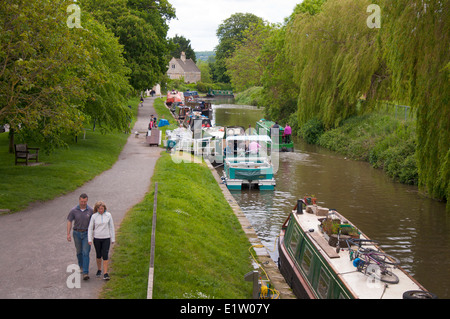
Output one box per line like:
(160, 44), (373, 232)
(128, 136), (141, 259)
(165, 79), (232, 95)
(216, 0), (448, 209)
(234, 87), (265, 107)
(102, 153), (253, 299)
(317, 113), (418, 185)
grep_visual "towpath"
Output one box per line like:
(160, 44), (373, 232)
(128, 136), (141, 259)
(0, 97), (161, 298)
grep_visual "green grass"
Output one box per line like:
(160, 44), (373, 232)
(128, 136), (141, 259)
(234, 86), (265, 107)
(153, 98), (178, 128)
(0, 97), (140, 213)
(317, 113), (418, 185)
(153, 97), (181, 143)
(101, 152), (253, 299)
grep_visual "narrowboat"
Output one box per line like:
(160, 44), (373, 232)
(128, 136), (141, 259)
(206, 89), (234, 98)
(186, 100), (213, 119)
(222, 135), (276, 191)
(166, 90), (184, 107)
(184, 90), (199, 102)
(278, 199), (436, 299)
(256, 119), (294, 152)
(173, 104), (191, 121)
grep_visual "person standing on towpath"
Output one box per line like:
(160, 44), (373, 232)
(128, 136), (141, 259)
(67, 193), (94, 280)
(88, 201), (115, 281)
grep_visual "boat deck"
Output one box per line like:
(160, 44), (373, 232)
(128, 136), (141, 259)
(292, 208), (425, 299)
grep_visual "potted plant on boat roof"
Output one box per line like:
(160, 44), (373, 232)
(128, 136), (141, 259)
(339, 223), (360, 238)
(303, 195), (317, 205)
(320, 218), (341, 239)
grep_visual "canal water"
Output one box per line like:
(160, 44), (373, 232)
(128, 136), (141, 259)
(212, 102), (449, 298)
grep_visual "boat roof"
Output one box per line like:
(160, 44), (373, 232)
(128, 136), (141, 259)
(226, 135), (272, 142)
(257, 119), (284, 130)
(290, 207), (426, 299)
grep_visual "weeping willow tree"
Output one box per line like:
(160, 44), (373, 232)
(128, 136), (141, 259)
(286, 0), (382, 129)
(380, 0), (450, 209)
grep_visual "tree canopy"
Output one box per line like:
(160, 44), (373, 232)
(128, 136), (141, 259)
(380, 0), (449, 206)
(169, 35), (196, 63)
(213, 13), (264, 83)
(0, 0), (131, 150)
(0, 0), (176, 151)
(80, 0), (176, 91)
(225, 22), (271, 92)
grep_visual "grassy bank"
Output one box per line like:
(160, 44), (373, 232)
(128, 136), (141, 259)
(101, 152), (253, 299)
(303, 113), (418, 185)
(0, 97), (140, 213)
(153, 98), (178, 127)
(152, 97), (179, 143)
(234, 87), (265, 107)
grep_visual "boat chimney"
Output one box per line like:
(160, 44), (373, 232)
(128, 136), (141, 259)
(297, 199), (304, 214)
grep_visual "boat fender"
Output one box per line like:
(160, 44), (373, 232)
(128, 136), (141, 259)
(402, 290), (438, 299)
(353, 258), (363, 268)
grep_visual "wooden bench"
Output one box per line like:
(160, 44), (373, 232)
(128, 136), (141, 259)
(14, 144), (40, 165)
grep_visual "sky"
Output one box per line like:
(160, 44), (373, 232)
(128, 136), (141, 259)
(167, 0), (300, 52)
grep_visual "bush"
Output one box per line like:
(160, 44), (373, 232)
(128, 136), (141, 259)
(234, 87), (264, 106)
(301, 118), (325, 144)
(317, 113), (418, 185)
(196, 82), (213, 93)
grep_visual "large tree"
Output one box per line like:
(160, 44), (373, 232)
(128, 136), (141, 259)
(0, 0), (87, 151)
(169, 35), (196, 63)
(80, 0), (176, 91)
(225, 22), (271, 92)
(0, 0), (132, 151)
(259, 0), (328, 124)
(286, 0), (381, 128)
(380, 0), (449, 208)
(214, 13), (264, 83)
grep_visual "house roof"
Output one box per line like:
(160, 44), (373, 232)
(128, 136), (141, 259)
(171, 52), (200, 73)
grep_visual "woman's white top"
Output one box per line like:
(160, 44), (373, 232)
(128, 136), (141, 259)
(88, 212), (115, 243)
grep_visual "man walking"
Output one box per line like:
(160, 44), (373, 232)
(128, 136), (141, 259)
(67, 193), (94, 280)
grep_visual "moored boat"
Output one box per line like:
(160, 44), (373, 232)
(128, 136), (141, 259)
(184, 90), (199, 102)
(166, 90), (184, 107)
(173, 103), (190, 121)
(256, 119), (294, 152)
(222, 135), (276, 191)
(186, 100), (212, 118)
(278, 198), (436, 299)
(206, 89), (234, 98)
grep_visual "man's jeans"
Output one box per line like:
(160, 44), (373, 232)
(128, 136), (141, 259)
(73, 230), (90, 274)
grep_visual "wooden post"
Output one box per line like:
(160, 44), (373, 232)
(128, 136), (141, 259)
(147, 183), (158, 299)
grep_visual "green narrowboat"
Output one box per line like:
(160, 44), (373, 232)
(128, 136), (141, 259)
(278, 199), (434, 299)
(256, 119), (294, 152)
(206, 89), (234, 98)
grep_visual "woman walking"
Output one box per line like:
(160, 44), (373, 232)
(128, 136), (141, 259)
(88, 201), (115, 280)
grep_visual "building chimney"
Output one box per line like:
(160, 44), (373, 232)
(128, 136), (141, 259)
(181, 51), (186, 62)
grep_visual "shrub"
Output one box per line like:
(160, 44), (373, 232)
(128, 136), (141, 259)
(301, 117), (325, 144)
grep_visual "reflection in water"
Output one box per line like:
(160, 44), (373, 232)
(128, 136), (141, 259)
(212, 102), (449, 298)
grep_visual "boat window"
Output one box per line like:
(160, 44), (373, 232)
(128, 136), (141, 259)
(301, 245), (313, 275)
(288, 226), (300, 256)
(338, 292), (347, 299)
(317, 268), (331, 299)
